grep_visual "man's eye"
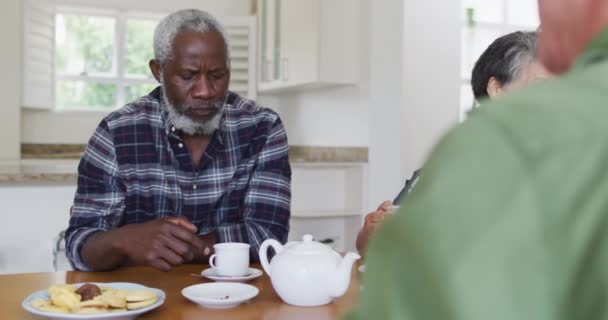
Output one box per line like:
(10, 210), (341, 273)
(210, 71), (227, 80)
(180, 73), (195, 80)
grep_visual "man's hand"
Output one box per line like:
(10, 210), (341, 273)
(166, 217), (216, 262)
(356, 201), (393, 254)
(117, 217), (205, 271)
(192, 232), (217, 263)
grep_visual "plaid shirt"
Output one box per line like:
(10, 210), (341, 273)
(66, 87), (291, 271)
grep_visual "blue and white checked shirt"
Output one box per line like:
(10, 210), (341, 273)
(66, 87), (291, 271)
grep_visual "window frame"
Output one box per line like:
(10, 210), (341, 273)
(54, 5), (163, 110)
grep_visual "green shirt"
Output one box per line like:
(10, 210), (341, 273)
(347, 28), (608, 320)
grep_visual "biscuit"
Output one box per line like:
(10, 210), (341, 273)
(126, 297), (158, 310)
(78, 297), (108, 309)
(101, 292), (127, 309)
(50, 289), (81, 311)
(75, 307), (108, 314)
(125, 290), (157, 302)
(30, 298), (50, 309)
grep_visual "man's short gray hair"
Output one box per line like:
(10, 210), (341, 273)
(153, 9), (230, 67)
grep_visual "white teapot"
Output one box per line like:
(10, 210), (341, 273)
(259, 235), (361, 307)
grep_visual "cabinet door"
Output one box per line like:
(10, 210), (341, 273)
(289, 217), (361, 253)
(260, 0), (281, 83)
(279, 0), (320, 85)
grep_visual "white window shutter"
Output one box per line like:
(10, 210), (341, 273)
(224, 17), (257, 100)
(22, 0), (55, 110)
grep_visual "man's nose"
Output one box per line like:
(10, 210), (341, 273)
(191, 76), (215, 100)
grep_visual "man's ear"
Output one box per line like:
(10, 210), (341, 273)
(487, 76), (505, 98)
(149, 59), (162, 83)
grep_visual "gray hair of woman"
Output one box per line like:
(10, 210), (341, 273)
(471, 31), (538, 102)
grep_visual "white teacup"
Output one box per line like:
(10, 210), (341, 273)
(209, 242), (251, 277)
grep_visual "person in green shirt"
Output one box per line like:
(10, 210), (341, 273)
(347, 0), (608, 319)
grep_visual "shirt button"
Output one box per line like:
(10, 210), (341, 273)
(193, 184), (198, 190)
(178, 143), (184, 148)
(171, 126), (176, 132)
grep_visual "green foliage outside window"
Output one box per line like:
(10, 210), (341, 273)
(55, 14), (158, 109)
(125, 19), (157, 76)
(56, 81), (117, 108)
(56, 15), (115, 75)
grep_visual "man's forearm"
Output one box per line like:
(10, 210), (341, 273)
(80, 229), (128, 271)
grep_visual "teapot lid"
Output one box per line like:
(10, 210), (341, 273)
(285, 235), (335, 255)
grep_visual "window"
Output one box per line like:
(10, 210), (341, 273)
(460, 0), (539, 120)
(55, 8), (160, 109)
(22, 1), (256, 111)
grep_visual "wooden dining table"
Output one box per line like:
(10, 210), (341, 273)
(1, 264), (361, 319)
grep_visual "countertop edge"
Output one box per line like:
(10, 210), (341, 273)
(2, 144), (369, 184)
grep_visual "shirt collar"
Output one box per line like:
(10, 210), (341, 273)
(572, 26), (608, 71)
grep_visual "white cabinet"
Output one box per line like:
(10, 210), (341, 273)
(289, 216), (361, 253)
(258, 0), (359, 93)
(0, 184), (74, 274)
(289, 163), (367, 252)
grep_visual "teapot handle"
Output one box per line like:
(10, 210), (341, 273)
(259, 238), (283, 275)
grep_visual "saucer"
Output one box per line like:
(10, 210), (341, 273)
(201, 267), (263, 282)
(182, 282), (259, 309)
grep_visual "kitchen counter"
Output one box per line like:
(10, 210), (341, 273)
(0, 144), (368, 183)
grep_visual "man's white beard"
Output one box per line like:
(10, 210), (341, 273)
(162, 89), (225, 136)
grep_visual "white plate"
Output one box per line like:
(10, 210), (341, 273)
(181, 282), (259, 309)
(200, 267), (263, 282)
(22, 282), (165, 320)
(358, 264), (367, 273)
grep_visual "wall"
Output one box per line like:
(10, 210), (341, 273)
(0, 0), (22, 164)
(261, 86), (370, 147)
(366, 0), (407, 208)
(400, 0), (461, 177)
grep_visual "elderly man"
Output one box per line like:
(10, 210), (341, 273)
(348, 0), (608, 319)
(66, 9), (291, 272)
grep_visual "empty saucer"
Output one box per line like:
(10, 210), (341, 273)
(182, 282), (259, 309)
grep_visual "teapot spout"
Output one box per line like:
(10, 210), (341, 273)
(328, 252), (361, 299)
